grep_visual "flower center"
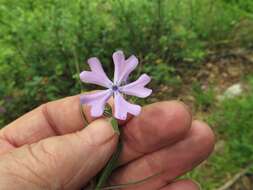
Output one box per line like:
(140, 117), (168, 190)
(112, 85), (118, 92)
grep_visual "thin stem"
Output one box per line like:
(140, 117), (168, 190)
(95, 135), (122, 190)
(80, 104), (88, 127)
(101, 172), (162, 190)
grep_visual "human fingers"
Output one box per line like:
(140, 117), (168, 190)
(119, 101), (192, 165)
(0, 118), (118, 189)
(0, 95), (97, 154)
(109, 121), (214, 190)
(0, 99), (191, 159)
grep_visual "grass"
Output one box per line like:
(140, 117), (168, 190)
(192, 82), (216, 111)
(0, 0), (253, 126)
(187, 75), (253, 189)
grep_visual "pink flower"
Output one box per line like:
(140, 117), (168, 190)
(80, 50), (152, 120)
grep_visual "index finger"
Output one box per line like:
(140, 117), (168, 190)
(0, 95), (94, 148)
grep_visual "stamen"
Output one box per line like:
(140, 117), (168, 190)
(112, 85), (118, 91)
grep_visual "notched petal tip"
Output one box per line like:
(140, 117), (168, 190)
(143, 88), (153, 97)
(80, 57), (112, 88)
(131, 104), (142, 116)
(114, 92), (142, 120)
(87, 57), (100, 64)
(115, 106), (141, 120)
(113, 50), (124, 58)
(126, 55), (138, 68)
(119, 73), (152, 98)
(79, 71), (90, 82)
(117, 54), (139, 83)
(141, 73), (151, 83)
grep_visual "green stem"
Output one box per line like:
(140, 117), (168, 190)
(110, 118), (120, 135)
(101, 172), (162, 190)
(95, 118), (122, 190)
(80, 104), (88, 127)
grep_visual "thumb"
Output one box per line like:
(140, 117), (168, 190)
(0, 118), (118, 190)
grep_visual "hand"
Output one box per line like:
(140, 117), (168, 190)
(0, 95), (215, 190)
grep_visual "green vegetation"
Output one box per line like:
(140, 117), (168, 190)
(188, 77), (253, 189)
(192, 82), (215, 111)
(1, 0), (253, 125)
(0, 0), (253, 188)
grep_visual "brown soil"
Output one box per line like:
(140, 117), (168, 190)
(150, 48), (253, 112)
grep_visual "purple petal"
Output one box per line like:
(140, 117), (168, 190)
(114, 92), (141, 120)
(112, 51), (138, 85)
(113, 50), (125, 84)
(80, 90), (112, 117)
(119, 74), (152, 98)
(80, 57), (112, 88)
(119, 55), (138, 83)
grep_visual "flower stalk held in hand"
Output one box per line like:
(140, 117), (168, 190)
(79, 50), (152, 189)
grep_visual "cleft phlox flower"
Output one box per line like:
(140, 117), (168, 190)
(80, 50), (152, 120)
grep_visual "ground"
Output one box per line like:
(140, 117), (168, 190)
(149, 48), (253, 190)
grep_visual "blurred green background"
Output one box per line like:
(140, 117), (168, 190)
(0, 0), (253, 189)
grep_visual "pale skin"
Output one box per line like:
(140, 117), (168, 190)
(0, 95), (215, 190)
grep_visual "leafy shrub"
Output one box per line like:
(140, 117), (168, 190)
(191, 82), (216, 110)
(0, 0), (252, 126)
(142, 61), (181, 87)
(214, 83), (253, 164)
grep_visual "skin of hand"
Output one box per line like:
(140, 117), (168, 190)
(0, 95), (215, 190)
